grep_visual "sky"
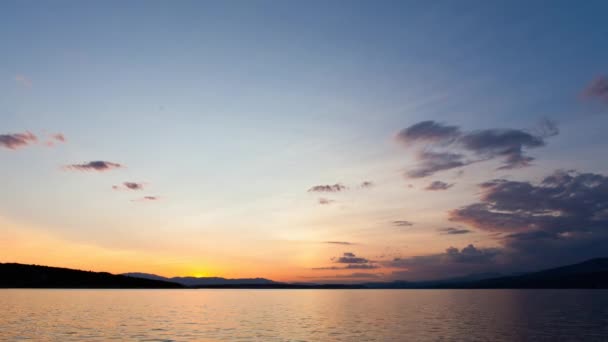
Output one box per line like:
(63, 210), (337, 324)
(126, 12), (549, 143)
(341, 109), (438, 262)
(1, 0), (608, 282)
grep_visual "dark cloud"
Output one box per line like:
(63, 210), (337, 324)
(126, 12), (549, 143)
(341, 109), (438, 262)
(392, 220), (413, 227)
(425, 181), (454, 191)
(385, 244), (503, 280)
(324, 241), (354, 245)
(113, 182), (145, 191)
(337, 252), (370, 264)
(0, 132), (38, 150)
(395, 121), (461, 145)
(360, 181), (374, 188)
(318, 198), (335, 205)
(459, 128), (544, 170)
(449, 170), (608, 269)
(406, 151), (469, 178)
(333, 272), (381, 279)
(308, 184), (346, 192)
(582, 76), (608, 105)
(397, 120), (557, 177)
(65, 161), (123, 172)
(313, 252), (379, 270)
(438, 227), (472, 235)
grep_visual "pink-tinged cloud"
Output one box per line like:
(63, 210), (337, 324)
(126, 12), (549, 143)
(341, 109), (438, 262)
(52, 133), (66, 142)
(0, 132), (38, 150)
(318, 197), (335, 205)
(132, 196), (160, 202)
(64, 161), (123, 172)
(113, 182), (145, 191)
(45, 133), (67, 147)
(14, 74), (32, 88)
(582, 76), (608, 105)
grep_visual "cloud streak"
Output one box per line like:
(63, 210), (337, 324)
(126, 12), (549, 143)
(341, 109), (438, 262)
(392, 220), (413, 227)
(64, 161), (123, 172)
(113, 182), (145, 191)
(308, 184), (347, 192)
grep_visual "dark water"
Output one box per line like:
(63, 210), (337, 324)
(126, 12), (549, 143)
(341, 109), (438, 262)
(1, 289), (607, 341)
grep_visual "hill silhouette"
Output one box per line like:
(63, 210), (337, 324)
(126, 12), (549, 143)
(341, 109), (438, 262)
(3, 258), (608, 289)
(0, 263), (183, 288)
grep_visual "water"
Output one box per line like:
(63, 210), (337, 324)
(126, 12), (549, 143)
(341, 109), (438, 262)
(1, 289), (607, 341)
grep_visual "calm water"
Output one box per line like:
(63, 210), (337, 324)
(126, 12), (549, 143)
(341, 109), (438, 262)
(1, 289), (608, 341)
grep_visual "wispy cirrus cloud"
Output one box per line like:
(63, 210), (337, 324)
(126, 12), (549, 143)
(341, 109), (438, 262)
(396, 120), (558, 178)
(308, 184), (347, 192)
(425, 181), (454, 191)
(64, 161), (123, 172)
(0, 132), (38, 150)
(324, 241), (354, 245)
(113, 182), (145, 191)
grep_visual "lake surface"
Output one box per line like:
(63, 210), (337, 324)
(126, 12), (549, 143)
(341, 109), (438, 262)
(1, 289), (607, 341)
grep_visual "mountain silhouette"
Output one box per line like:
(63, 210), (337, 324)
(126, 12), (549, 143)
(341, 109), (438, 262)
(3, 258), (608, 288)
(122, 272), (278, 287)
(0, 263), (183, 288)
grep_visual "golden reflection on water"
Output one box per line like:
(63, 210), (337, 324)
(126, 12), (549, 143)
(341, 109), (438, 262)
(1, 289), (607, 341)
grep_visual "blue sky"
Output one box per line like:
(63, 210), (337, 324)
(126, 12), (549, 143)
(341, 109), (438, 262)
(1, 1), (608, 281)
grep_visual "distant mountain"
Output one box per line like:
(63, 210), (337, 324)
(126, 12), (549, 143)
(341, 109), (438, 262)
(459, 258), (608, 289)
(0, 263), (183, 288)
(3, 258), (607, 289)
(122, 272), (278, 287)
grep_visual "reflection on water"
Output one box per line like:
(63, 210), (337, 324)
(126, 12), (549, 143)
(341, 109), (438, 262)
(1, 289), (608, 341)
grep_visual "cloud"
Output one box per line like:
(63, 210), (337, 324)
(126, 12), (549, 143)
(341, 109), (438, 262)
(582, 76), (608, 105)
(337, 252), (370, 264)
(438, 227), (472, 235)
(395, 121), (461, 146)
(308, 184), (347, 192)
(392, 220), (413, 227)
(318, 198), (335, 205)
(313, 252), (379, 270)
(406, 151), (470, 178)
(44, 133), (67, 147)
(324, 241), (354, 245)
(113, 182), (145, 191)
(0, 132), (38, 150)
(449, 169), (608, 268)
(64, 161), (123, 172)
(332, 272), (382, 279)
(459, 128), (544, 170)
(132, 196), (160, 202)
(14, 74), (32, 88)
(360, 181), (374, 188)
(52, 133), (66, 142)
(397, 120), (557, 177)
(385, 244), (503, 280)
(425, 181), (454, 191)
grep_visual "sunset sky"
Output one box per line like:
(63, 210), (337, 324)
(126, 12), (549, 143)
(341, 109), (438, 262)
(2, 0), (608, 282)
